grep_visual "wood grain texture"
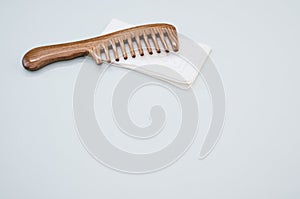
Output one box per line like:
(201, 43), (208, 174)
(22, 23), (179, 71)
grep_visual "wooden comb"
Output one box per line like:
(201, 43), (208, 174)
(22, 23), (179, 71)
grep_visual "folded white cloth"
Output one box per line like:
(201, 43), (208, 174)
(100, 19), (211, 89)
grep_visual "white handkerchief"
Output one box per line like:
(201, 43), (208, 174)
(100, 19), (211, 89)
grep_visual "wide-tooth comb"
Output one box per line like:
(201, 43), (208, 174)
(22, 23), (179, 71)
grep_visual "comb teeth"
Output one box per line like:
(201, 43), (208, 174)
(127, 37), (136, 58)
(89, 23), (179, 64)
(110, 40), (119, 61)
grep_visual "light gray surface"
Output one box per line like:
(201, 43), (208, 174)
(1, 0), (300, 198)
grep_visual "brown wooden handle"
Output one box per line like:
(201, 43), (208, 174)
(22, 41), (90, 71)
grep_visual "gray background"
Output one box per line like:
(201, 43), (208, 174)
(1, 0), (299, 198)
